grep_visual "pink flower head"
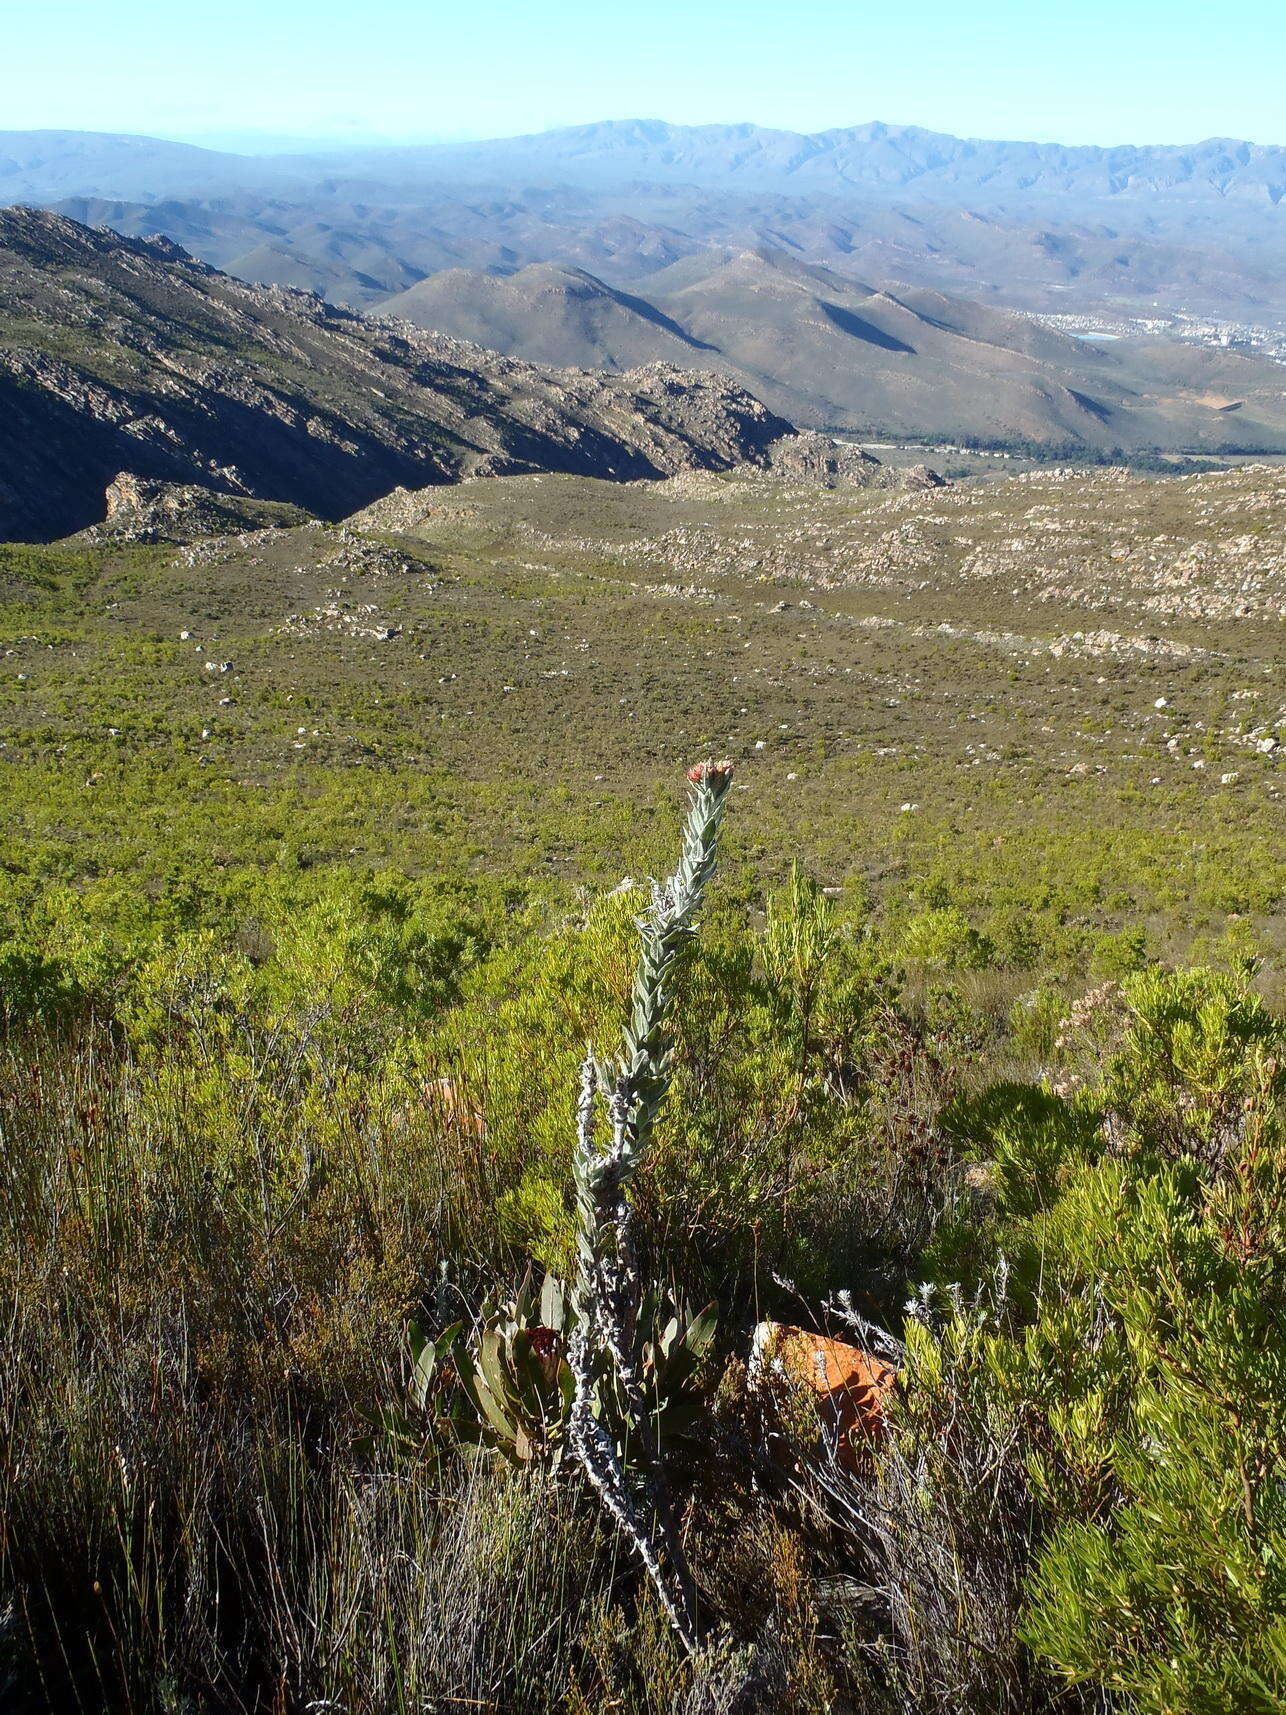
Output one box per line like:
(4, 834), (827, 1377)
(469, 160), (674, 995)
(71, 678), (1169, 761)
(687, 758), (735, 785)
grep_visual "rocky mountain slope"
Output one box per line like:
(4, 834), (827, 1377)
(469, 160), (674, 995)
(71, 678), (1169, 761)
(379, 248), (1286, 451)
(0, 208), (800, 541)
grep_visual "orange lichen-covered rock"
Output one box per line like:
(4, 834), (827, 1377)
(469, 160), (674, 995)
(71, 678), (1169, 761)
(751, 1322), (896, 1473)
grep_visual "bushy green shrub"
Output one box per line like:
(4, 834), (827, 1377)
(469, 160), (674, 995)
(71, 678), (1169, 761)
(906, 967), (1286, 1712)
(901, 905), (996, 970)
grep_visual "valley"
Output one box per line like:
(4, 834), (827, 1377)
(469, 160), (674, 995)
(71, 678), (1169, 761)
(375, 249), (1286, 453)
(3, 459), (1281, 977)
(1, 198), (1279, 962)
(0, 209), (798, 539)
(5, 118), (1286, 461)
(2, 102), (1285, 1715)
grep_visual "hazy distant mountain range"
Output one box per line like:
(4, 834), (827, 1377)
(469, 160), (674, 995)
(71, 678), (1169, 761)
(45, 179), (1284, 326)
(5, 120), (1284, 217)
(4, 122), (1284, 321)
(2, 121), (1284, 469)
(323, 120), (1286, 212)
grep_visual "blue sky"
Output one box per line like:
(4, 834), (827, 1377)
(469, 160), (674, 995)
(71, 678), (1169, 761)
(8, 0), (1285, 148)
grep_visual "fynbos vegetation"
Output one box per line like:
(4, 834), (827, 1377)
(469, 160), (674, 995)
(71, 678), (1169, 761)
(0, 747), (1282, 1713)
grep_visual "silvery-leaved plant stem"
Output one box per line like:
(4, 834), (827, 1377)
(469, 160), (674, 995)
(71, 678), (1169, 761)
(569, 760), (734, 1657)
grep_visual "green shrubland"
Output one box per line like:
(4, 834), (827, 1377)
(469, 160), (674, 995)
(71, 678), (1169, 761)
(1, 464), (1282, 1708)
(0, 761), (1281, 1713)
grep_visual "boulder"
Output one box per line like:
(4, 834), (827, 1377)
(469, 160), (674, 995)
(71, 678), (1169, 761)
(751, 1321), (896, 1472)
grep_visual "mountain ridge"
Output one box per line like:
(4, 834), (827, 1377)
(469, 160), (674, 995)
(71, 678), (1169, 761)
(5, 125), (1285, 331)
(5, 120), (1285, 219)
(313, 118), (1286, 210)
(0, 207), (800, 540)
(378, 246), (1286, 453)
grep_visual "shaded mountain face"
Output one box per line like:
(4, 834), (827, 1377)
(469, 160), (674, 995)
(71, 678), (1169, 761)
(0, 208), (795, 541)
(378, 248), (1286, 453)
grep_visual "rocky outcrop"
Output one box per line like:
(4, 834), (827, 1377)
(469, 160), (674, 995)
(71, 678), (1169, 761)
(761, 431), (884, 486)
(78, 472), (316, 543)
(0, 208), (795, 542)
(759, 431), (945, 490)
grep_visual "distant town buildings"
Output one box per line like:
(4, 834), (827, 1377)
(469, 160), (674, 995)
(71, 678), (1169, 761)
(1016, 309), (1286, 362)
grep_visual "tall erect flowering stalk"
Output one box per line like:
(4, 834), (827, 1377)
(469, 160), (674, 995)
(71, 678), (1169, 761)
(569, 760), (735, 1654)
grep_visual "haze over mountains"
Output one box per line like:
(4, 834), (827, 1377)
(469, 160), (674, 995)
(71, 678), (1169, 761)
(45, 180), (1285, 326)
(324, 120), (1286, 228)
(7, 120), (1285, 215)
(4, 119), (1285, 322)
(2, 118), (1285, 472)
